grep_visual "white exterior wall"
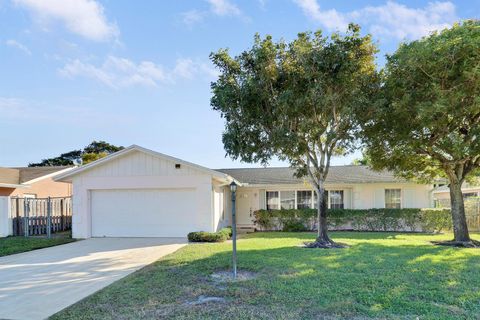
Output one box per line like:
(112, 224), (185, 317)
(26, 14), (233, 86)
(71, 151), (215, 238)
(212, 182), (227, 231)
(0, 196), (12, 237)
(235, 182), (434, 226)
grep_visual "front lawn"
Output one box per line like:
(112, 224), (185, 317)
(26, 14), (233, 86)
(52, 232), (480, 320)
(0, 233), (75, 257)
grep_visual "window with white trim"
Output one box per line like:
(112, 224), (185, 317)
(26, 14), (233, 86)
(297, 190), (312, 209)
(329, 190), (344, 209)
(266, 191), (279, 210)
(385, 189), (401, 209)
(280, 191), (295, 209)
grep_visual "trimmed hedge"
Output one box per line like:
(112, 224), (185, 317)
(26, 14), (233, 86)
(254, 208), (452, 233)
(187, 227), (232, 242)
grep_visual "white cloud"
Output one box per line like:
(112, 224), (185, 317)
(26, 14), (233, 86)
(14, 0), (118, 41)
(294, 0), (347, 30)
(207, 0), (241, 16)
(5, 39), (31, 55)
(181, 0), (244, 25)
(293, 0), (457, 40)
(182, 10), (205, 26)
(58, 56), (217, 89)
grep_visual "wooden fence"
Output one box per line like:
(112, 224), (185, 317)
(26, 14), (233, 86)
(11, 197), (72, 237)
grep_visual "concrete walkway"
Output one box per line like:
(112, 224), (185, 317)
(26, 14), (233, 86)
(0, 238), (187, 320)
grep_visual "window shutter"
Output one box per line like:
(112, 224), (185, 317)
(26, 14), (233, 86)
(259, 189), (266, 209)
(374, 188), (385, 208)
(404, 189), (415, 208)
(343, 189), (351, 209)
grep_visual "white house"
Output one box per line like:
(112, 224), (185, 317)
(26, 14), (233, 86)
(55, 145), (436, 238)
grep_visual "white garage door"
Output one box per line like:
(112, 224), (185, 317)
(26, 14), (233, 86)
(91, 189), (198, 237)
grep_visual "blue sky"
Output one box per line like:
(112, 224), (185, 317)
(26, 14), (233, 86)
(0, 0), (478, 168)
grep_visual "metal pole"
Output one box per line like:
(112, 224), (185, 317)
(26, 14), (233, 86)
(232, 189), (237, 279)
(47, 197), (51, 238)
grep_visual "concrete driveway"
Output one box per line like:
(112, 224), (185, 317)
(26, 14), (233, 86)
(0, 238), (187, 320)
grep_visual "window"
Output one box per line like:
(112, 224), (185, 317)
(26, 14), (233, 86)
(313, 190), (329, 209)
(385, 189), (401, 209)
(280, 191), (295, 209)
(266, 191), (279, 210)
(329, 190), (344, 209)
(297, 191), (312, 209)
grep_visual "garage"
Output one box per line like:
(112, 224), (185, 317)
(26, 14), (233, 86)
(53, 145), (231, 238)
(91, 189), (197, 237)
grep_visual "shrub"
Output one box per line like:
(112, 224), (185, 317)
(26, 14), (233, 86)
(253, 208), (451, 233)
(187, 227), (232, 243)
(218, 227), (233, 238)
(282, 220), (307, 232)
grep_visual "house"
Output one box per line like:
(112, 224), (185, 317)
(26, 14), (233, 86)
(55, 145), (436, 239)
(432, 183), (480, 207)
(0, 166), (73, 198)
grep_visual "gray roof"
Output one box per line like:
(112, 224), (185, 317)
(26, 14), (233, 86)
(0, 166), (72, 185)
(217, 165), (404, 185)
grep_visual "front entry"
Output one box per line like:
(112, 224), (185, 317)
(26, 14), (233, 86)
(236, 189), (259, 226)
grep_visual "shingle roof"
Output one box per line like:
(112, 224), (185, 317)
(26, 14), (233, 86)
(216, 165), (404, 185)
(0, 166), (73, 184)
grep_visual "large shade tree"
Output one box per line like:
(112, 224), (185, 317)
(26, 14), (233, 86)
(362, 20), (480, 246)
(29, 141), (124, 167)
(211, 24), (378, 247)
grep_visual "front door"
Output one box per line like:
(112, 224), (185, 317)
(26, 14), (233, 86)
(236, 190), (258, 225)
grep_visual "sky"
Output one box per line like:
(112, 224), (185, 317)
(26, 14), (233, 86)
(0, 0), (478, 168)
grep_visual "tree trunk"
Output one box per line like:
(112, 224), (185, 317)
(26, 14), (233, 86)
(449, 180), (471, 242)
(316, 184), (330, 243)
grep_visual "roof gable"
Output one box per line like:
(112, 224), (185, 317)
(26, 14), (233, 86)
(54, 145), (230, 182)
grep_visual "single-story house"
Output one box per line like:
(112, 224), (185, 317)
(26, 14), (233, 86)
(0, 166), (73, 198)
(55, 145), (437, 239)
(432, 183), (480, 207)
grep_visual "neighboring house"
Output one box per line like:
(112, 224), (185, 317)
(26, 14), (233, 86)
(0, 166), (73, 198)
(433, 183), (480, 206)
(55, 145), (437, 239)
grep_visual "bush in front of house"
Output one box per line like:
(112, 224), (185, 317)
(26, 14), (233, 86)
(254, 208), (452, 233)
(187, 227), (233, 242)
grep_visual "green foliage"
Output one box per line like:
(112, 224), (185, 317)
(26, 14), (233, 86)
(82, 152), (109, 164)
(187, 227), (232, 243)
(282, 220), (308, 232)
(211, 25), (379, 240)
(28, 140), (124, 167)
(362, 20), (480, 183)
(254, 208), (452, 233)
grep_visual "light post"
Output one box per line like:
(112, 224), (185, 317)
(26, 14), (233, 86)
(230, 181), (237, 279)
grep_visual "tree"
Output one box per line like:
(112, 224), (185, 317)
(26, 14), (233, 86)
(82, 152), (109, 164)
(351, 150), (372, 166)
(211, 24), (379, 248)
(29, 141), (124, 167)
(362, 20), (480, 246)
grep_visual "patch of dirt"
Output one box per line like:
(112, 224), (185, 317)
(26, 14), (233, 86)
(185, 295), (226, 306)
(211, 270), (258, 283)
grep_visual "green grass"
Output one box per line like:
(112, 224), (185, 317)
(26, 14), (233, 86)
(52, 232), (480, 320)
(0, 233), (75, 257)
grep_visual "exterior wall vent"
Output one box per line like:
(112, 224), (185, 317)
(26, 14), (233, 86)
(175, 164), (181, 169)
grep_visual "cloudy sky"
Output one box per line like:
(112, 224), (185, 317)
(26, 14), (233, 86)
(0, 0), (478, 167)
